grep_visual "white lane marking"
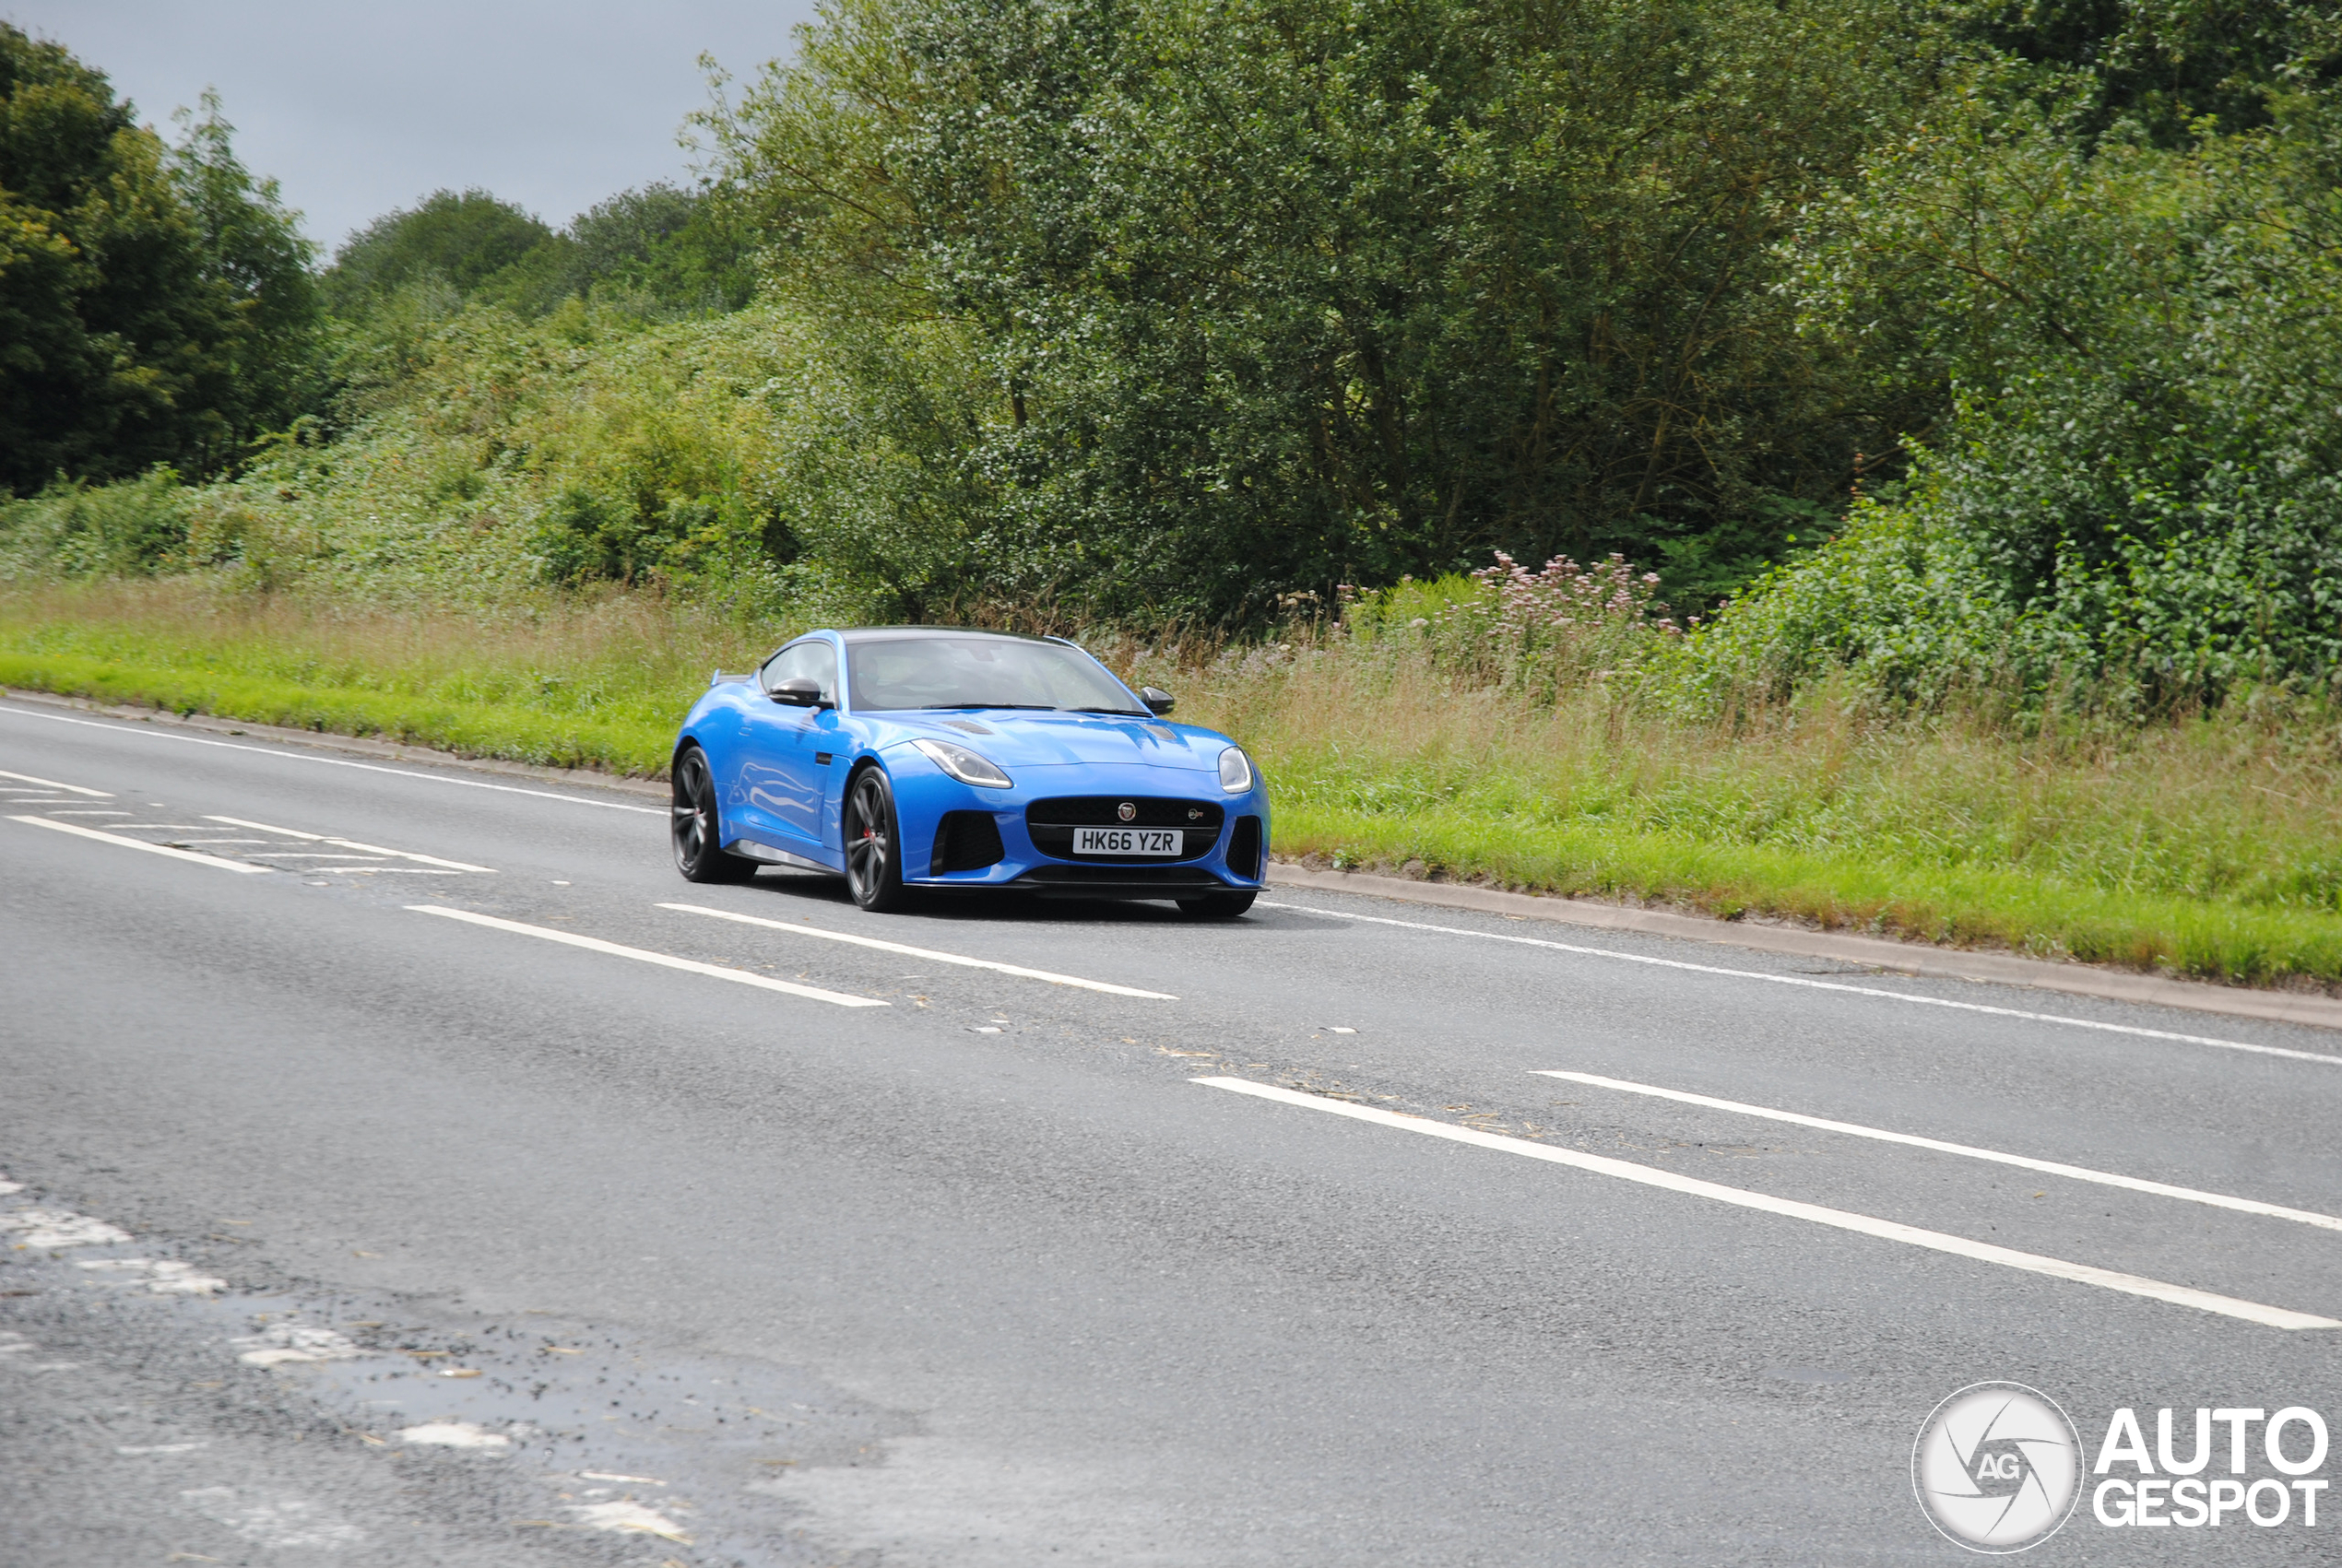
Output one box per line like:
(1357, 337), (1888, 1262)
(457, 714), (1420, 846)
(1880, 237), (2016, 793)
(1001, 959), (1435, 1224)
(206, 815), (498, 872)
(9, 815), (273, 873)
(247, 853), (388, 860)
(658, 902), (1181, 999)
(117, 1442), (206, 1455)
(0, 767), (110, 796)
(336, 867), (463, 875)
(0, 1208), (132, 1248)
(0, 702), (664, 812)
(1263, 901), (2342, 1066)
(399, 1421), (510, 1450)
(408, 906), (890, 1008)
(1194, 1077), (2341, 1330)
(1534, 1070), (2342, 1232)
(41, 808), (130, 816)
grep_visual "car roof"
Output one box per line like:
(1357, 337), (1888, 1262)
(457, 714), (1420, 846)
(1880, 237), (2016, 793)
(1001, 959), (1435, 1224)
(822, 626), (1069, 646)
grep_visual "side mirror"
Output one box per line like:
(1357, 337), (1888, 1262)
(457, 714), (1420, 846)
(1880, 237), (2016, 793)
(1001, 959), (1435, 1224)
(1140, 686), (1176, 716)
(770, 677), (824, 707)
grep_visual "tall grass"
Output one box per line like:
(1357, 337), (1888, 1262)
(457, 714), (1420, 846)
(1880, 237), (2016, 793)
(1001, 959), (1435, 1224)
(0, 578), (782, 772)
(6, 579), (2340, 987)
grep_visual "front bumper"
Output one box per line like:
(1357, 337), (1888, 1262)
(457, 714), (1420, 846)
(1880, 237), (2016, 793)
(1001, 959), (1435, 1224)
(890, 758), (1270, 897)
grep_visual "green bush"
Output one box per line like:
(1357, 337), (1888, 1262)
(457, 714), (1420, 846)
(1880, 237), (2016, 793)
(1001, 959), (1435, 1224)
(1666, 69), (2342, 714)
(0, 468), (195, 579)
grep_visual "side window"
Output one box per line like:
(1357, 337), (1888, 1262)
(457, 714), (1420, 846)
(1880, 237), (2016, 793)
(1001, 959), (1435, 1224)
(760, 640), (838, 702)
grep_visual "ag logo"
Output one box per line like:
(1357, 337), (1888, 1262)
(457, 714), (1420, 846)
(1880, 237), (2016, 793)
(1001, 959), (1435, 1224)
(1913, 1383), (2082, 1552)
(1117, 802), (1137, 821)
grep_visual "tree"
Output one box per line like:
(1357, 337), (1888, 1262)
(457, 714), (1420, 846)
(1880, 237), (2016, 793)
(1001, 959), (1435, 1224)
(569, 182), (757, 312)
(320, 189), (558, 317)
(707, 0), (1947, 619)
(0, 25), (319, 494)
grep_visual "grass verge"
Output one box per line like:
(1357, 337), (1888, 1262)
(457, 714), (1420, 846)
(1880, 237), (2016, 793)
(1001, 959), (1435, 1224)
(1271, 804), (2342, 985)
(0, 647), (671, 774)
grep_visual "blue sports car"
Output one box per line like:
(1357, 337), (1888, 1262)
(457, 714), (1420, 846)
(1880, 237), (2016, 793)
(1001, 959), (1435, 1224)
(668, 627), (1269, 917)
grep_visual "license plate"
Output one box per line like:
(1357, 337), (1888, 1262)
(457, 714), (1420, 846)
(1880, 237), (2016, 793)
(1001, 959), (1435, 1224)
(1072, 827), (1182, 856)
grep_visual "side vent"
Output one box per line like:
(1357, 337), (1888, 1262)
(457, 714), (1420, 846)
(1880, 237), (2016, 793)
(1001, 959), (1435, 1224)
(930, 810), (1006, 875)
(1227, 815), (1264, 880)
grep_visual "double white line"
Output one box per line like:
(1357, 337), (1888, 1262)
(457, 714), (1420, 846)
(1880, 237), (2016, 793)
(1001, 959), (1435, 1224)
(1197, 1077), (2342, 1331)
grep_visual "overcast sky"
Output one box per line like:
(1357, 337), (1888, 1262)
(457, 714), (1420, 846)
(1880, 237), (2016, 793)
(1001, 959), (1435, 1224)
(6, 2), (818, 253)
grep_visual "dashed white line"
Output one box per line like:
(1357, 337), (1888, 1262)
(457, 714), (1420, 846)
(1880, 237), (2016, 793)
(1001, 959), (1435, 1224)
(205, 816), (498, 872)
(9, 816), (272, 873)
(0, 702), (663, 813)
(407, 906), (889, 1008)
(658, 902), (1180, 999)
(0, 767), (111, 796)
(1262, 901), (2341, 1066)
(1533, 1069), (2342, 1232)
(1194, 1077), (2341, 1331)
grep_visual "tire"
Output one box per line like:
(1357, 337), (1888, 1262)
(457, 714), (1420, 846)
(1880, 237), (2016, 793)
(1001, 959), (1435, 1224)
(671, 746), (757, 883)
(1177, 890), (1257, 919)
(843, 765), (910, 912)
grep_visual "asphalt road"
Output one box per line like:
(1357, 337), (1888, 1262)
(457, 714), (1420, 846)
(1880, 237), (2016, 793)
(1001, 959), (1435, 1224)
(4, 693), (2338, 1567)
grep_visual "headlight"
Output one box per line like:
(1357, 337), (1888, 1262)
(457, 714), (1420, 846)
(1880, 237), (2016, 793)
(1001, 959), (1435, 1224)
(1218, 746), (1254, 794)
(912, 737), (1012, 788)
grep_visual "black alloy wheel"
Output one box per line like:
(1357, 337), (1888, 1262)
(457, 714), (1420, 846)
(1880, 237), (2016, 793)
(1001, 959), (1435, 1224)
(843, 766), (908, 912)
(671, 746), (757, 883)
(1177, 890), (1257, 919)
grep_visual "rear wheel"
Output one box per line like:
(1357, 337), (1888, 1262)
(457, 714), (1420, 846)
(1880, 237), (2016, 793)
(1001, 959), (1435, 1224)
(671, 746), (757, 883)
(843, 766), (909, 912)
(1177, 890), (1257, 919)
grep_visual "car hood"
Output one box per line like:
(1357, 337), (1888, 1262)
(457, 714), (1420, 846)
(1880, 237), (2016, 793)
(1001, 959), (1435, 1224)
(872, 710), (1230, 772)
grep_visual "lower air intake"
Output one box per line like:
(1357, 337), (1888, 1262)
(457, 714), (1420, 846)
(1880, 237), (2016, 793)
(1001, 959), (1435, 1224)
(930, 810), (1006, 874)
(1227, 814), (1264, 879)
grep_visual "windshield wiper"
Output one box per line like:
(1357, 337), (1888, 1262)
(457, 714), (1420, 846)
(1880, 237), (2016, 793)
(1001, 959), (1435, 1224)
(1070, 706), (1150, 715)
(934, 702), (1056, 711)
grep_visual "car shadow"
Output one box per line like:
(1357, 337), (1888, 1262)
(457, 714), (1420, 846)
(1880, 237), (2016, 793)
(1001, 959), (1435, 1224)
(733, 868), (1311, 926)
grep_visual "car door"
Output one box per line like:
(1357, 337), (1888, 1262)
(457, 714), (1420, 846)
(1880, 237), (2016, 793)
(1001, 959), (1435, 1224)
(738, 638), (838, 854)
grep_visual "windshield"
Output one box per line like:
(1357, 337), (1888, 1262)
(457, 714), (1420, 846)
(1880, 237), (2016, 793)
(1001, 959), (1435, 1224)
(846, 637), (1141, 713)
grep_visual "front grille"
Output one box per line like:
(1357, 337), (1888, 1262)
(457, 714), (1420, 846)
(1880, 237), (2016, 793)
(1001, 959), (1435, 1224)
(930, 810), (1005, 874)
(1027, 796), (1224, 829)
(1025, 796), (1222, 863)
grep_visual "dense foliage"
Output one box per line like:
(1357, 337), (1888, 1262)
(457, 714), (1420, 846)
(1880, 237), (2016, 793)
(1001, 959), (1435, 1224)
(705, 0), (1946, 617)
(8, 1), (2342, 714)
(1672, 36), (2342, 713)
(0, 26), (318, 495)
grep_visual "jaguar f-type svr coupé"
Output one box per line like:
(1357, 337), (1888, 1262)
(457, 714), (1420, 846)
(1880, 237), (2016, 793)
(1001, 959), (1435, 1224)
(668, 628), (1269, 916)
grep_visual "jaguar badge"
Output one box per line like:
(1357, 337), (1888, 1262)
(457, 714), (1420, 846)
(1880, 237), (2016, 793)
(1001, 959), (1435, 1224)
(1117, 801), (1137, 821)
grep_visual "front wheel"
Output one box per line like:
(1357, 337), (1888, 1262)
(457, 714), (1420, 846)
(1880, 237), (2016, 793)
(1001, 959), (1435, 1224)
(843, 766), (909, 912)
(1177, 890), (1256, 919)
(671, 746), (757, 883)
